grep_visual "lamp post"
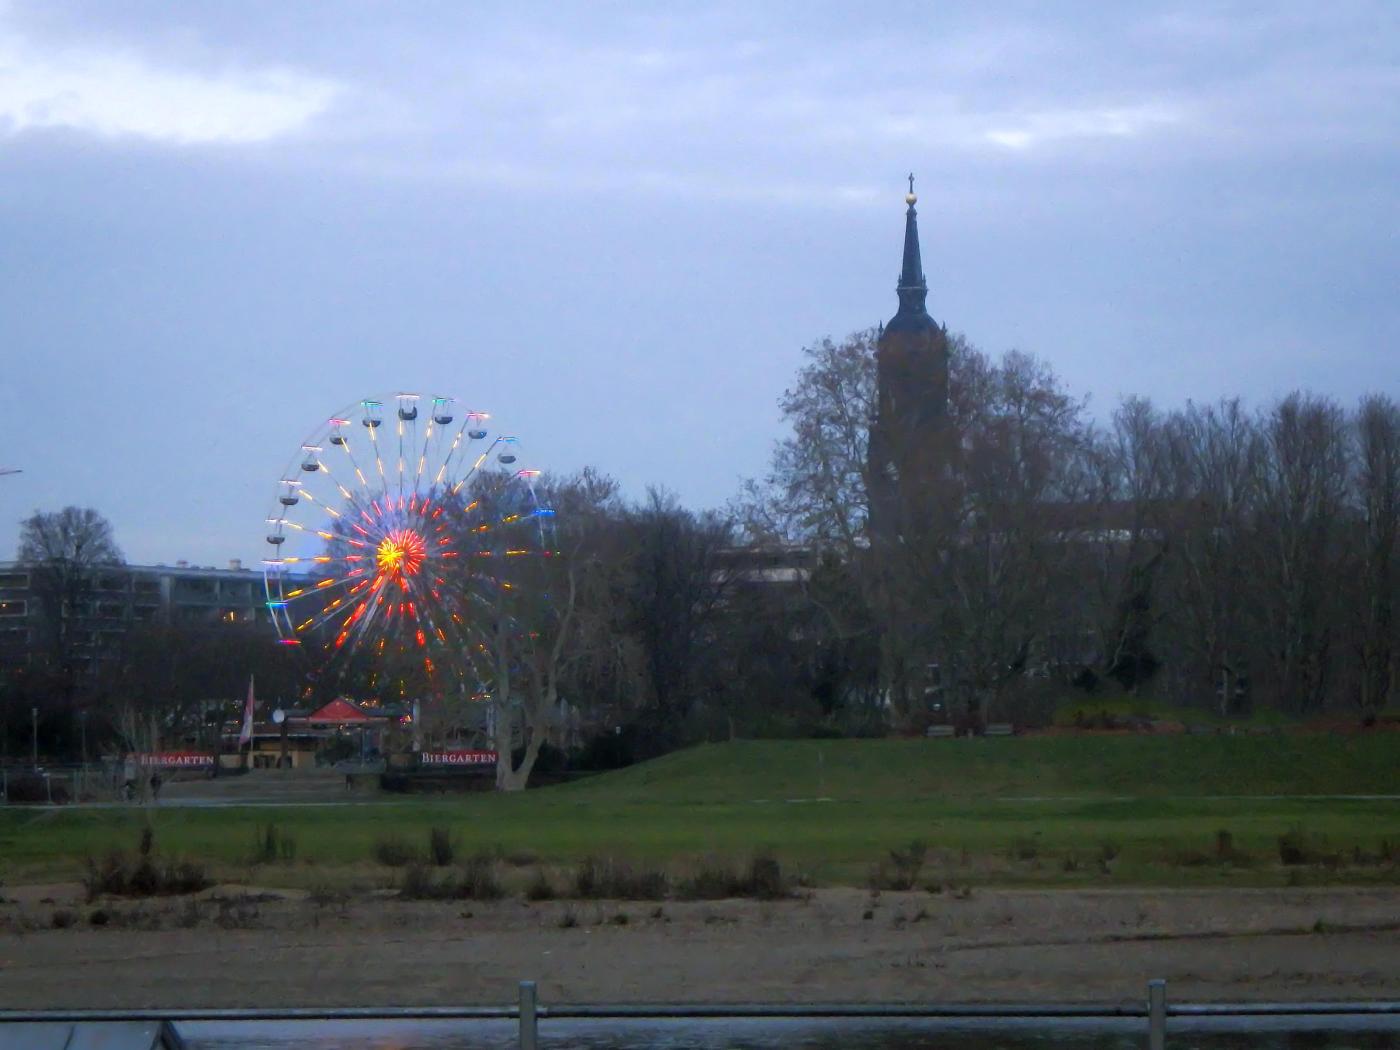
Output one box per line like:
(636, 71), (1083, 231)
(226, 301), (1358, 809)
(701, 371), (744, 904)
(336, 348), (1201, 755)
(31, 706), (38, 770)
(274, 708), (289, 769)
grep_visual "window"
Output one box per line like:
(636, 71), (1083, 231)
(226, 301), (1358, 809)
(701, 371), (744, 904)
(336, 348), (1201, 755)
(0, 599), (26, 617)
(175, 578), (217, 599)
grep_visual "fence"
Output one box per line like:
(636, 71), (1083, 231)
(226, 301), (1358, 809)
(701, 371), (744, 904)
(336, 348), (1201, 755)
(4, 980), (1400, 1049)
(0, 761), (122, 805)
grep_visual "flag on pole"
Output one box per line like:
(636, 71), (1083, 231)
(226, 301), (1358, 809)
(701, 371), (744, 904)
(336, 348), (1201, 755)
(239, 676), (255, 748)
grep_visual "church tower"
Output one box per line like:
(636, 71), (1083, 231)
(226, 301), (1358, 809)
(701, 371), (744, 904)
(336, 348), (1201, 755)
(867, 177), (951, 545)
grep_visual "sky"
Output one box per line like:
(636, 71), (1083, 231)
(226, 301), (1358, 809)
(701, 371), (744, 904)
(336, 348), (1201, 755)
(1, 1), (1396, 567)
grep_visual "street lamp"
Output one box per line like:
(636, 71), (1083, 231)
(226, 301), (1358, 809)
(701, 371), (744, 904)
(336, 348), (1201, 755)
(31, 707), (38, 770)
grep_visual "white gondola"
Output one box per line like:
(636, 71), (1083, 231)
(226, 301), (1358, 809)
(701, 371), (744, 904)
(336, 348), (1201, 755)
(362, 401), (383, 428)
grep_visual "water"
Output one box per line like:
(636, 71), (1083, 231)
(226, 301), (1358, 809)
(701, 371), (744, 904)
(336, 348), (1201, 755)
(178, 1015), (1400, 1049)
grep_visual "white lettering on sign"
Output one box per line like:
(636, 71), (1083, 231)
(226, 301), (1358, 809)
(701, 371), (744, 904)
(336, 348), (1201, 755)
(420, 750), (498, 766)
(135, 753), (215, 768)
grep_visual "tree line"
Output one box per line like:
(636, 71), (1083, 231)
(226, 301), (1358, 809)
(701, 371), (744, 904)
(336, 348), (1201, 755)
(742, 329), (1399, 731)
(5, 330), (1396, 777)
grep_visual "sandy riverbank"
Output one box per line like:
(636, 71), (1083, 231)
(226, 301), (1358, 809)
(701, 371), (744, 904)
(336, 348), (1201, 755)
(0, 886), (1396, 1009)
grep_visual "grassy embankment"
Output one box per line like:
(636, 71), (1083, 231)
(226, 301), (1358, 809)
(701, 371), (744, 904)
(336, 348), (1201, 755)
(2, 734), (1398, 889)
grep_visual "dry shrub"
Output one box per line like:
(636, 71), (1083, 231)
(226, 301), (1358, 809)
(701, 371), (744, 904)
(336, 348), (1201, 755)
(252, 824), (297, 865)
(373, 835), (419, 867)
(399, 862), (438, 899)
(680, 851), (790, 901)
(399, 854), (503, 901)
(83, 837), (210, 902)
(428, 827), (456, 867)
(1277, 825), (1344, 867)
(524, 869), (557, 901)
(870, 840), (928, 891)
(50, 909), (77, 929)
(571, 857), (669, 900)
(459, 853), (504, 899)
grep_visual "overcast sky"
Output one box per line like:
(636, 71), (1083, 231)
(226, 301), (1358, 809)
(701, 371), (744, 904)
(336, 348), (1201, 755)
(2, 1), (1396, 567)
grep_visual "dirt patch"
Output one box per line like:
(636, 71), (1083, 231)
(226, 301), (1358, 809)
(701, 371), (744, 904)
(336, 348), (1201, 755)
(0, 886), (1396, 1008)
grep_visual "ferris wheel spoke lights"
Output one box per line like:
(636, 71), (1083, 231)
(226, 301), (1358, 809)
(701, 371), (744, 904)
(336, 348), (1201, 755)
(262, 393), (555, 690)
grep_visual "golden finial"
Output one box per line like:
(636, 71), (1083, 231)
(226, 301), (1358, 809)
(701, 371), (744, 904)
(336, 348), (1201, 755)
(905, 171), (917, 205)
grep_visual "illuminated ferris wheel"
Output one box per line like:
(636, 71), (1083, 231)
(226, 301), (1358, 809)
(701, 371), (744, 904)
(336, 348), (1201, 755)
(262, 393), (554, 687)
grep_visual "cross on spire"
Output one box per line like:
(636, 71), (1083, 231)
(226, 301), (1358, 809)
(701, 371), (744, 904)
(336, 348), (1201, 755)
(894, 175), (928, 317)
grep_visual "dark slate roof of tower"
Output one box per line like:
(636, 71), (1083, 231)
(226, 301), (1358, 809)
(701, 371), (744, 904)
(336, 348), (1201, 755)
(886, 177), (935, 334)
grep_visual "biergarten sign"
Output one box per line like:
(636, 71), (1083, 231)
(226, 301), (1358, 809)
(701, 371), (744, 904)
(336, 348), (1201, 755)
(420, 750), (497, 767)
(134, 752), (215, 768)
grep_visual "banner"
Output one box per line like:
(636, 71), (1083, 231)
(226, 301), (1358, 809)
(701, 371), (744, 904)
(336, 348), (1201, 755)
(420, 750), (497, 767)
(239, 675), (255, 747)
(135, 752), (215, 769)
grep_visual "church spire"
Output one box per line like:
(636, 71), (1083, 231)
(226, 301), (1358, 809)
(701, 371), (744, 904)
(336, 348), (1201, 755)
(889, 173), (932, 330)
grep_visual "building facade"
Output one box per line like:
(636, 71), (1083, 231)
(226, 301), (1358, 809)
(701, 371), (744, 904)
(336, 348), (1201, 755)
(0, 559), (268, 669)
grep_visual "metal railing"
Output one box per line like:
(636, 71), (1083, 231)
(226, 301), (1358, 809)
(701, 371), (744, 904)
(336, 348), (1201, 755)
(3, 980), (1399, 1047)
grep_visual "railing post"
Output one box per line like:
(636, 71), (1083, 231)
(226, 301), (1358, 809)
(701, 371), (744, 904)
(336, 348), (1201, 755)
(1147, 978), (1167, 1050)
(518, 980), (538, 1050)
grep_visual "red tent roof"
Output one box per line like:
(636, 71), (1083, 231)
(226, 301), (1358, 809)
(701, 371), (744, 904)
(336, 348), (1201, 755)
(302, 698), (385, 724)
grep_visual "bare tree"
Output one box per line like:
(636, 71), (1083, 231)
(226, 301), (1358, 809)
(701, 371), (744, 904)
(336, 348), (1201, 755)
(913, 350), (1092, 725)
(466, 469), (626, 791)
(16, 506), (123, 689)
(750, 330), (1092, 729)
(1251, 394), (1350, 713)
(1351, 395), (1400, 721)
(1078, 397), (1173, 691)
(1158, 400), (1262, 714)
(753, 330), (879, 552)
(622, 487), (735, 735)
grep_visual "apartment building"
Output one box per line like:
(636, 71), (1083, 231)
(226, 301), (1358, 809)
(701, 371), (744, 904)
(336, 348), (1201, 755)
(0, 559), (268, 668)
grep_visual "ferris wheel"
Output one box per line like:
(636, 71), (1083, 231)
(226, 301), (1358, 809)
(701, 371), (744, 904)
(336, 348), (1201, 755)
(262, 393), (555, 687)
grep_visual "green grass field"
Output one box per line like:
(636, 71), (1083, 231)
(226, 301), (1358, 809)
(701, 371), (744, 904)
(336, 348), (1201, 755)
(2, 734), (1398, 889)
